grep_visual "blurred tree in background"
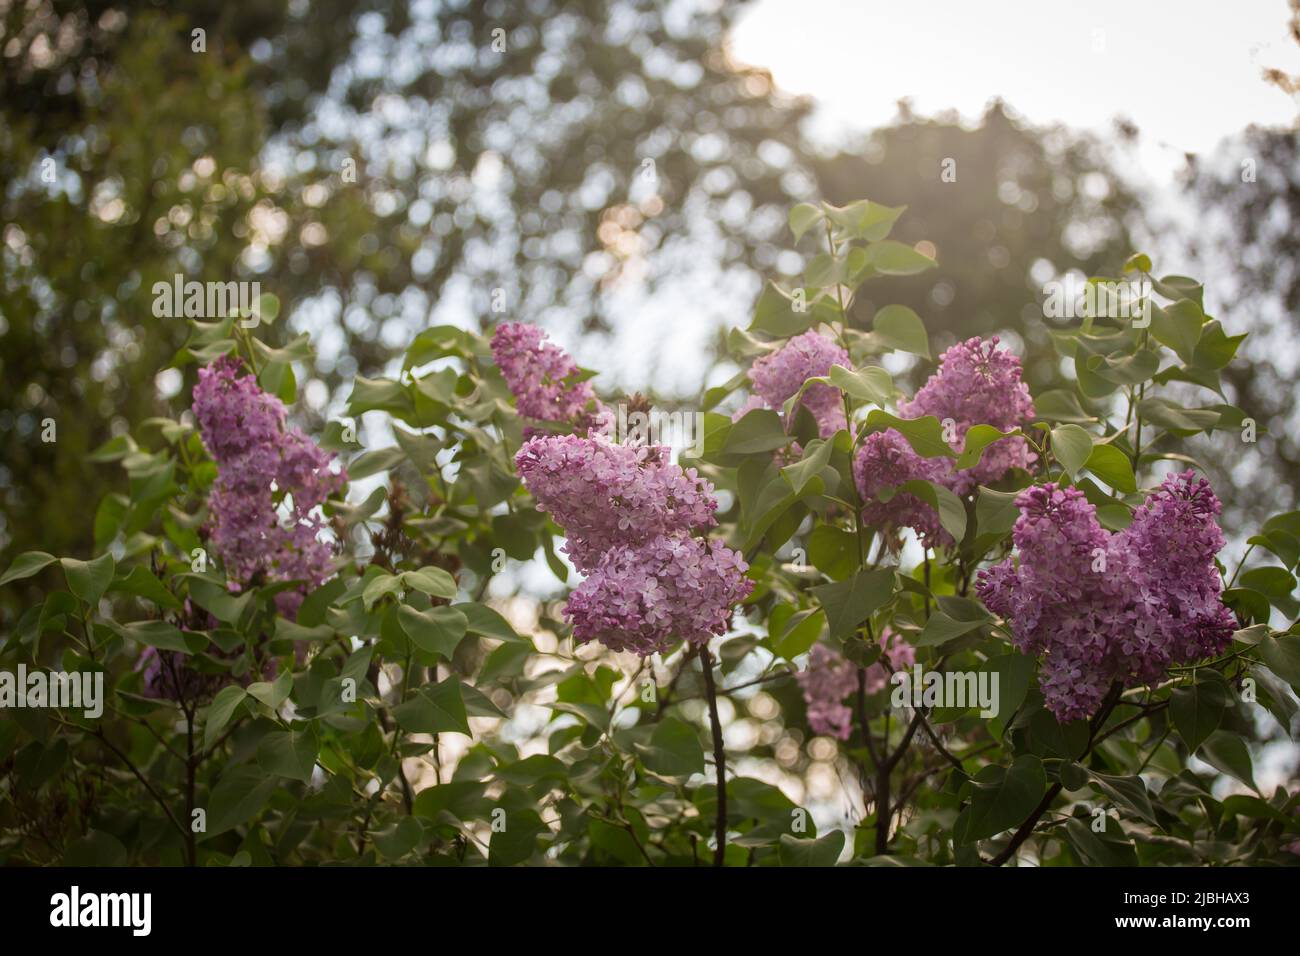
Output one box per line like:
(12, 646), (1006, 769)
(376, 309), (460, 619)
(810, 101), (1144, 392)
(2, 0), (1296, 632)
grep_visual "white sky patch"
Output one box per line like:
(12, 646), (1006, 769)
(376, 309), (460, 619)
(731, 0), (1300, 178)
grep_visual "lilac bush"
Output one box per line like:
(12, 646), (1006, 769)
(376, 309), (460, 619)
(5, 197), (1298, 870)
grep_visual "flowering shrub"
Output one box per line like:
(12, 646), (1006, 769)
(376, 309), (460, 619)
(3, 198), (1299, 868)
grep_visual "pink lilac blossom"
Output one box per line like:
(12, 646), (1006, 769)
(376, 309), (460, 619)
(192, 356), (345, 618)
(491, 322), (604, 435)
(976, 472), (1235, 721)
(853, 430), (953, 550)
(563, 533), (753, 656)
(797, 630), (916, 739)
(740, 330), (850, 438)
(515, 434), (718, 572)
(899, 336), (1036, 496)
(797, 644), (858, 739)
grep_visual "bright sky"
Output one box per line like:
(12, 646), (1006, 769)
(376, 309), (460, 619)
(731, 0), (1300, 176)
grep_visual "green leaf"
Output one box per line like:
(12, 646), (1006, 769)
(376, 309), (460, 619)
(488, 808), (546, 866)
(811, 568), (895, 640)
(1064, 818), (1138, 866)
(954, 755), (1046, 844)
(1087, 771), (1160, 828)
(781, 438), (832, 495)
(722, 408), (792, 455)
(863, 240), (936, 276)
(895, 479), (967, 542)
(1083, 443), (1137, 493)
(0, 551), (58, 587)
(204, 686), (247, 751)
(828, 364), (894, 408)
(981, 654), (1035, 724)
(1198, 731), (1258, 792)
(362, 573), (403, 609)
(788, 203), (822, 242)
(914, 610), (987, 648)
(871, 305), (930, 358)
(862, 411), (955, 459)
(749, 284), (826, 337)
(494, 754), (568, 787)
(1136, 398), (1219, 434)
(398, 604), (469, 659)
(1150, 299), (1204, 364)
(1034, 389), (1095, 424)
(256, 727), (319, 782)
(110, 619), (204, 654)
(955, 425), (1019, 470)
(204, 765), (278, 838)
(246, 668), (293, 710)
(807, 525), (858, 580)
(402, 566), (459, 600)
(458, 603), (527, 643)
(372, 816), (423, 861)
(1151, 274), (1203, 305)
(974, 487), (1021, 541)
(346, 375), (413, 416)
(777, 830), (844, 866)
(1257, 633), (1300, 689)
(185, 575), (253, 623)
(392, 678), (471, 736)
(1169, 673), (1231, 752)
(1239, 568), (1297, 603)
(771, 608), (826, 660)
(1123, 253), (1152, 274)
(823, 199), (905, 241)
(636, 717), (706, 777)
(60, 554), (115, 606)
(63, 830), (129, 867)
(1049, 425), (1093, 480)
(108, 566), (181, 610)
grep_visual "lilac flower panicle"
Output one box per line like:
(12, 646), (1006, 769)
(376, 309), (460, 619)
(899, 336), (1036, 495)
(852, 429), (952, 550)
(491, 322), (604, 434)
(563, 534), (753, 656)
(743, 330), (850, 438)
(797, 630), (916, 740)
(976, 472), (1235, 721)
(515, 434), (718, 571)
(797, 644), (858, 740)
(192, 356), (345, 618)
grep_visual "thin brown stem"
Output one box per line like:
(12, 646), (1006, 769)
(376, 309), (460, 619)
(699, 645), (727, 867)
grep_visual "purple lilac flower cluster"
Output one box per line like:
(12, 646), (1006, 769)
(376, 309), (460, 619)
(515, 434), (752, 656)
(797, 630), (916, 739)
(899, 336), (1036, 496)
(192, 356), (345, 618)
(853, 336), (1035, 547)
(491, 322), (604, 435)
(852, 431), (953, 550)
(736, 330), (849, 438)
(564, 534), (753, 656)
(515, 435), (718, 571)
(977, 471), (1235, 721)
